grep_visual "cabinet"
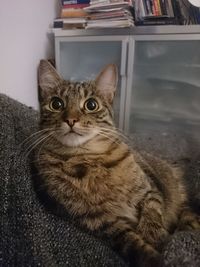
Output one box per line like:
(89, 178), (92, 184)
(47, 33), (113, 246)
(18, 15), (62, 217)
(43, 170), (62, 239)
(54, 26), (200, 139)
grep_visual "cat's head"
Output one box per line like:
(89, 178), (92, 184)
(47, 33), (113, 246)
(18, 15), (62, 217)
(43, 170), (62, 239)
(38, 60), (118, 147)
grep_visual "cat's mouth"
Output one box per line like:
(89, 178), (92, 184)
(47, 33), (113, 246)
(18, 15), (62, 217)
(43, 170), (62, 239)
(56, 122), (98, 147)
(64, 129), (83, 136)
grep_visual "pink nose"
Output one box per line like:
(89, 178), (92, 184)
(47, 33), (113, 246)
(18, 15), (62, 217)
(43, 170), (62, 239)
(66, 118), (78, 127)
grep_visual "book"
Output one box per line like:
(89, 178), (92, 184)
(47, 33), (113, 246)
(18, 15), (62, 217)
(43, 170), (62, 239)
(145, 0), (153, 16)
(62, 0), (90, 4)
(142, 0), (148, 15)
(62, 3), (90, 9)
(153, 0), (160, 16)
(88, 9), (129, 19)
(135, 17), (177, 25)
(157, 0), (162, 15)
(53, 18), (87, 28)
(159, 0), (167, 16)
(57, 0), (135, 29)
(62, 23), (86, 29)
(148, 0), (154, 15)
(86, 19), (134, 28)
(135, 0), (200, 26)
(171, 0), (182, 23)
(135, 0), (178, 24)
(84, 1), (130, 11)
(166, 0), (174, 17)
(61, 8), (88, 18)
(135, 0), (145, 19)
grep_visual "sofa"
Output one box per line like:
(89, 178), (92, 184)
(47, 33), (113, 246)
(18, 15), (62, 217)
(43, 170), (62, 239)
(0, 93), (200, 267)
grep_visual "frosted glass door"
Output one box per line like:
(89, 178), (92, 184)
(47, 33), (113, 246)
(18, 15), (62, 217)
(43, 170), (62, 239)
(128, 40), (200, 139)
(55, 38), (128, 128)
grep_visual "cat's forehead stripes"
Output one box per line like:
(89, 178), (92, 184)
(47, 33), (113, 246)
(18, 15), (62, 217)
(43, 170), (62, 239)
(56, 80), (96, 101)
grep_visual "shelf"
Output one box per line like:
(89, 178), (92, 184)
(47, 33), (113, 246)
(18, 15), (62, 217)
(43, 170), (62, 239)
(131, 25), (200, 35)
(53, 25), (200, 37)
(53, 28), (131, 37)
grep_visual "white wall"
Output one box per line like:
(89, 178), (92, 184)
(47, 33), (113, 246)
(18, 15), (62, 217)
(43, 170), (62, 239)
(0, 0), (60, 109)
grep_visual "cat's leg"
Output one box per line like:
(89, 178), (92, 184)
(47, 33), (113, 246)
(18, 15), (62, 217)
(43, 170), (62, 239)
(105, 217), (161, 267)
(177, 206), (200, 231)
(136, 190), (169, 251)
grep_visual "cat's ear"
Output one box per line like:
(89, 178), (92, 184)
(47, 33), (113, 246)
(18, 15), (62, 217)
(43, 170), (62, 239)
(38, 60), (62, 98)
(95, 64), (118, 103)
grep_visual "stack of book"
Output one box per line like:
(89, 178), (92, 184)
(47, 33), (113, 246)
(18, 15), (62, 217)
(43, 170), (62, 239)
(53, 0), (200, 29)
(134, 0), (200, 25)
(53, 0), (134, 29)
(53, 0), (90, 29)
(85, 0), (134, 29)
(134, 0), (181, 25)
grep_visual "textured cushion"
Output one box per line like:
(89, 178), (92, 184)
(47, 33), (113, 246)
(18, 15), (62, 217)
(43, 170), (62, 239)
(0, 93), (200, 267)
(163, 231), (200, 267)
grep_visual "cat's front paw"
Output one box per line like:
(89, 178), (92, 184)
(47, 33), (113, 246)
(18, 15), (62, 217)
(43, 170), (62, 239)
(177, 211), (200, 231)
(137, 218), (169, 249)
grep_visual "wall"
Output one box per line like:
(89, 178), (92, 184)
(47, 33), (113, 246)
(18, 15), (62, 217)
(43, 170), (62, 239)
(0, 0), (60, 109)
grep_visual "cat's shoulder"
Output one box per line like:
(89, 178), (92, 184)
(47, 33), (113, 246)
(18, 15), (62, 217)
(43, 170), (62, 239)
(133, 150), (184, 180)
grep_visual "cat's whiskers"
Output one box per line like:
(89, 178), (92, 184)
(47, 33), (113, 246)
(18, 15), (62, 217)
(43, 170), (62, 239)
(20, 128), (55, 147)
(96, 127), (122, 141)
(24, 131), (55, 158)
(98, 126), (129, 143)
(96, 131), (121, 145)
(72, 125), (122, 145)
(36, 133), (57, 162)
(77, 123), (128, 140)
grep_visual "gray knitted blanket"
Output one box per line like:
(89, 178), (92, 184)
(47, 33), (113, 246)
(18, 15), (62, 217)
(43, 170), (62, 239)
(0, 93), (200, 267)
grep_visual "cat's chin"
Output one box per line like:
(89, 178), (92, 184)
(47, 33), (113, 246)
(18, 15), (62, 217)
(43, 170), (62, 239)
(56, 132), (98, 147)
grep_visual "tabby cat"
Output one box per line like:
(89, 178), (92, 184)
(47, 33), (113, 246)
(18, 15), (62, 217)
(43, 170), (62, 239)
(35, 60), (200, 266)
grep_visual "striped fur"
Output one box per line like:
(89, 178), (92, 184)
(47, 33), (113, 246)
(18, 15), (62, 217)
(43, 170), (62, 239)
(35, 60), (200, 267)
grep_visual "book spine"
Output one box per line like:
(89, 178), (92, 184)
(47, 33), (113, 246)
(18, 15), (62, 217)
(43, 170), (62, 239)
(160, 0), (167, 16)
(142, 0), (148, 16)
(146, 0), (153, 16)
(166, 0), (174, 17)
(149, 0), (154, 15)
(62, 0), (90, 5)
(139, 0), (146, 18)
(53, 21), (86, 29)
(62, 3), (89, 8)
(171, 0), (182, 23)
(53, 21), (63, 28)
(157, 0), (162, 15)
(145, 0), (153, 16)
(135, 17), (176, 25)
(164, 0), (170, 16)
(62, 23), (85, 29)
(61, 9), (87, 18)
(151, 0), (157, 15)
(153, 0), (159, 16)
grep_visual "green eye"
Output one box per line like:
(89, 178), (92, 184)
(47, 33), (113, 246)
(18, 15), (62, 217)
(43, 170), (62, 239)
(84, 98), (99, 112)
(49, 97), (64, 111)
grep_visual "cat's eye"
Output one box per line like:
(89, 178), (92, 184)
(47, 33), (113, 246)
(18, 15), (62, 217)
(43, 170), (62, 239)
(49, 97), (64, 111)
(84, 98), (99, 112)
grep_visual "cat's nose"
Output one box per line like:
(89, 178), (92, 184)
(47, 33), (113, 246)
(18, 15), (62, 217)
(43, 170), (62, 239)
(66, 118), (78, 127)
